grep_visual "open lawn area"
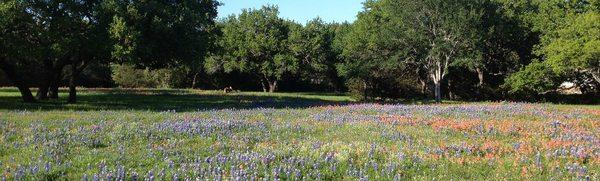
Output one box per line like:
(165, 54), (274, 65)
(0, 88), (598, 180)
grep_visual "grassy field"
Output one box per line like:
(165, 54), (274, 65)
(0, 88), (354, 111)
(0, 88), (598, 180)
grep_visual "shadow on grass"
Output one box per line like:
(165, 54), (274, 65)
(0, 88), (353, 111)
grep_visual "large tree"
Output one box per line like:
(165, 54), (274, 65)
(108, 0), (219, 91)
(505, 0), (600, 94)
(2, 0), (219, 103)
(458, 1), (538, 89)
(108, 0), (219, 69)
(338, 0), (401, 100)
(205, 6), (298, 92)
(288, 18), (345, 92)
(542, 12), (599, 85)
(399, 0), (488, 102)
(341, 0), (487, 102)
(0, 0), (113, 103)
(18, 0), (114, 103)
(0, 0), (38, 102)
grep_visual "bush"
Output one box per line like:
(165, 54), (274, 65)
(503, 61), (560, 94)
(346, 75), (424, 101)
(111, 64), (174, 88)
(346, 79), (367, 101)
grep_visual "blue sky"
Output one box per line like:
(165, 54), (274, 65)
(217, 0), (365, 24)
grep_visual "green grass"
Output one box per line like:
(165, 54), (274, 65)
(0, 87), (355, 111)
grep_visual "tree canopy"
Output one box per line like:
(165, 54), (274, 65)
(205, 6), (299, 92)
(1, 0), (597, 103)
(505, 0), (600, 94)
(0, 0), (220, 102)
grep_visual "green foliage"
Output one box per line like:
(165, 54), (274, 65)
(340, 0), (496, 101)
(1, 0), (220, 102)
(2, 0), (598, 102)
(106, 0), (219, 68)
(287, 18), (346, 91)
(288, 19), (331, 75)
(505, 0), (600, 94)
(455, 0), (534, 83)
(337, 0), (401, 99)
(111, 64), (174, 88)
(541, 12), (599, 81)
(504, 61), (560, 93)
(0, 0), (34, 59)
(205, 6), (299, 92)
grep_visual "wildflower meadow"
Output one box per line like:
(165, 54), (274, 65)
(0, 90), (598, 180)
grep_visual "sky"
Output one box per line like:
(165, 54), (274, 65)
(217, 0), (365, 24)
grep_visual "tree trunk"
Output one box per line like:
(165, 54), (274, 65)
(36, 69), (53, 100)
(68, 78), (76, 103)
(0, 59), (36, 102)
(48, 70), (63, 99)
(419, 79), (427, 95)
(49, 82), (59, 99)
(431, 58), (446, 104)
(476, 67), (484, 87)
(191, 72), (199, 89)
(268, 80), (277, 93)
(363, 80), (368, 101)
(434, 80), (441, 103)
(260, 79), (267, 92)
(586, 68), (600, 84)
(431, 67), (442, 103)
(68, 64), (78, 104)
(448, 79), (455, 100)
(36, 85), (49, 100)
(17, 85), (36, 103)
(48, 60), (69, 99)
(261, 75), (275, 93)
(49, 86), (58, 99)
(37, 58), (55, 100)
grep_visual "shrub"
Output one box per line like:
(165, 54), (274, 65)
(111, 64), (174, 88)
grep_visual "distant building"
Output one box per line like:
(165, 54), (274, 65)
(558, 82), (582, 95)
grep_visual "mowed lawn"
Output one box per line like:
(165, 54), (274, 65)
(0, 88), (598, 180)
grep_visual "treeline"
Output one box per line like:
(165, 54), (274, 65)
(1, 0), (219, 103)
(1, 0), (598, 103)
